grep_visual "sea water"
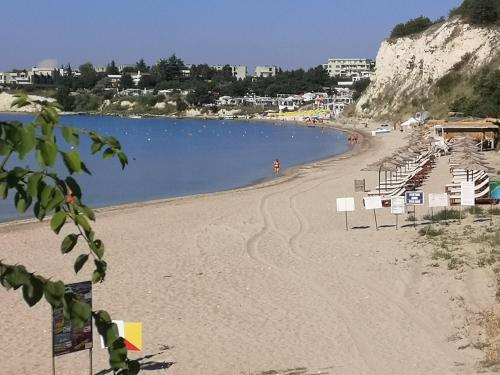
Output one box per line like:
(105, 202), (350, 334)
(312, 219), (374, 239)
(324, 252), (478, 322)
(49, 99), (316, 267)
(0, 114), (350, 221)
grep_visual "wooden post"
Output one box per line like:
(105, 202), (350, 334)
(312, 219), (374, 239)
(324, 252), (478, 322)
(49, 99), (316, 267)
(373, 209), (378, 231)
(52, 356), (55, 375)
(491, 203), (494, 226)
(89, 349), (92, 375)
(459, 206), (462, 224)
(414, 205), (417, 229)
(396, 214), (399, 230)
(345, 211), (348, 231)
(431, 208), (434, 223)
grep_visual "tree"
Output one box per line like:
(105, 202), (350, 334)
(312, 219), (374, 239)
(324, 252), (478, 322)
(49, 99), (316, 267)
(106, 60), (120, 75)
(138, 74), (156, 89)
(0, 95), (139, 374)
(135, 59), (149, 73)
(151, 54), (186, 82)
(120, 74), (134, 89)
(469, 0), (498, 24)
(390, 16), (433, 38)
(78, 63), (98, 90)
(352, 78), (371, 101)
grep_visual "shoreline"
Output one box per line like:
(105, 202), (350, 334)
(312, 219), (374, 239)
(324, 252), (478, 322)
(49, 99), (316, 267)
(0, 125), (368, 229)
(0, 113), (369, 227)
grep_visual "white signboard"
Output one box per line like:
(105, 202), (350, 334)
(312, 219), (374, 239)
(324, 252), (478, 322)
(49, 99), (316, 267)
(336, 197), (355, 212)
(461, 181), (475, 206)
(364, 196), (383, 210)
(390, 197), (405, 214)
(428, 193), (449, 208)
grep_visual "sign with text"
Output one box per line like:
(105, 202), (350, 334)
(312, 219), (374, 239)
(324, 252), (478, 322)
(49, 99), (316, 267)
(428, 193), (449, 208)
(52, 281), (92, 357)
(490, 181), (500, 200)
(405, 191), (424, 206)
(336, 197), (355, 212)
(390, 197), (405, 214)
(461, 181), (475, 206)
(354, 179), (365, 192)
(364, 196), (382, 210)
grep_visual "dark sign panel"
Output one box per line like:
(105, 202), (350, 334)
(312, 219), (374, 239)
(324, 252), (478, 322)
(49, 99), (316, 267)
(354, 179), (365, 192)
(405, 191), (424, 206)
(52, 281), (92, 357)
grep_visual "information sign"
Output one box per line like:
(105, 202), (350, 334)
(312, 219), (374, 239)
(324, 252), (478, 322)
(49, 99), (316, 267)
(405, 191), (425, 206)
(52, 281), (92, 357)
(428, 193), (449, 208)
(336, 197), (355, 212)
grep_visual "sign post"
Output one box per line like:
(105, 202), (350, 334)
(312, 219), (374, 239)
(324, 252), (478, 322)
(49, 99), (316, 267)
(336, 197), (355, 231)
(364, 196), (382, 230)
(405, 191), (425, 229)
(390, 196), (405, 230)
(52, 281), (92, 374)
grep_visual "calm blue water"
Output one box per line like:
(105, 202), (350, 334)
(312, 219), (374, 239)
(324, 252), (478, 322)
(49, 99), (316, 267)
(0, 114), (350, 221)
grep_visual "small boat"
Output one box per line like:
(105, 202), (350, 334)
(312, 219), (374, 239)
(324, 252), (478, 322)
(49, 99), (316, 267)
(371, 128), (391, 136)
(223, 115), (236, 120)
(129, 115), (142, 119)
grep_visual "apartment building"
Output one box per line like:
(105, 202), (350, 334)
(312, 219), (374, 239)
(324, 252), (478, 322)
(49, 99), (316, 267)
(322, 58), (374, 78)
(255, 65), (279, 78)
(211, 65), (247, 80)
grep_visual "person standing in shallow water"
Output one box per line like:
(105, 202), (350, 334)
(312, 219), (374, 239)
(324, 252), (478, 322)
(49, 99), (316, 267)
(274, 159), (280, 176)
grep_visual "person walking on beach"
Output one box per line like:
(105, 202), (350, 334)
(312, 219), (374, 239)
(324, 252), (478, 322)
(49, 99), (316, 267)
(274, 159), (280, 176)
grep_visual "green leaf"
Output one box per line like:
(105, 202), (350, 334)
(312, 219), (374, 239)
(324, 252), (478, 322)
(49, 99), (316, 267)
(75, 214), (91, 234)
(103, 148), (115, 160)
(4, 265), (30, 289)
(43, 281), (65, 307)
(117, 151), (128, 170)
(61, 234), (78, 254)
(18, 125), (36, 159)
(39, 139), (58, 166)
(50, 211), (67, 234)
(34, 201), (46, 221)
(77, 204), (95, 221)
(62, 150), (82, 174)
(70, 299), (91, 328)
(22, 276), (44, 307)
(27, 173), (43, 197)
(109, 338), (128, 369)
(45, 189), (65, 212)
(0, 181), (8, 200)
(15, 189), (32, 214)
(91, 141), (104, 154)
(91, 240), (104, 259)
(74, 254), (89, 274)
(61, 126), (73, 143)
(40, 185), (54, 207)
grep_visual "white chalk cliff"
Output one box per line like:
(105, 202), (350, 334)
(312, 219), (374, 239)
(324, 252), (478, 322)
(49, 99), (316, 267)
(356, 17), (500, 119)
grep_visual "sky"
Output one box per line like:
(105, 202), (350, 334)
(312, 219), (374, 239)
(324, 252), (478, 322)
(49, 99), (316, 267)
(1, 0), (462, 72)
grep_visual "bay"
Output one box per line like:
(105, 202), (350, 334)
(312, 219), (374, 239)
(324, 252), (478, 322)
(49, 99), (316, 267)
(0, 114), (350, 221)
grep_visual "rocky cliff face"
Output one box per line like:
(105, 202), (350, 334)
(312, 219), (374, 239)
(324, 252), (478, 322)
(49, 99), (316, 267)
(356, 17), (500, 120)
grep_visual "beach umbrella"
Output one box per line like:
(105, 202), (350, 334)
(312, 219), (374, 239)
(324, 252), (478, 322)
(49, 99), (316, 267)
(454, 160), (488, 181)
(363, 159), (400, 194)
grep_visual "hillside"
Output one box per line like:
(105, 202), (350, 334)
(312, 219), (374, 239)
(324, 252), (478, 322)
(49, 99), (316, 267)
(355, 17), (500, 120)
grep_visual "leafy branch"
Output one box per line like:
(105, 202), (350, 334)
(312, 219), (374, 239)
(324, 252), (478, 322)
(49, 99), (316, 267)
(0, 94), (138, 374)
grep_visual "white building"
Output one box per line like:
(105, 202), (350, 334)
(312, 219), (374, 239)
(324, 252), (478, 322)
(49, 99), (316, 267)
(0, 71), (31, 85)
(211, 65), (247, 80)
(255, 65), (279, 78)
(322, 58), (374, 78)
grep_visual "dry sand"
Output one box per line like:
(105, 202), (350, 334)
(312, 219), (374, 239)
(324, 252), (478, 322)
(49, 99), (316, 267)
(0, 123), (498, 374)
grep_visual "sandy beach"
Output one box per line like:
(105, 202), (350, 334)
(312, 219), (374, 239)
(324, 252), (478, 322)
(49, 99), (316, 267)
(0, 122), (498, 374)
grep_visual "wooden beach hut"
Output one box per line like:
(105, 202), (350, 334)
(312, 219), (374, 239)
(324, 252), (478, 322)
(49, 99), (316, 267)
(431, 119), (499, 150)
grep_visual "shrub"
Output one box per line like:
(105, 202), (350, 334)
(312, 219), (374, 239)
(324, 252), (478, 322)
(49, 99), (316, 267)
(423, 209), (463, 221)
(390, 16), (434, 38)
(419, 226), (445, 237)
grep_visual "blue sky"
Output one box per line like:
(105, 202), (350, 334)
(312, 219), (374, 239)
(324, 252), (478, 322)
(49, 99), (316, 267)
(1, 0), (462, 72)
